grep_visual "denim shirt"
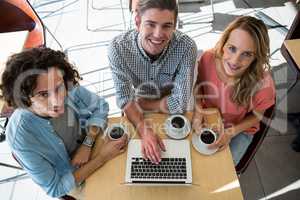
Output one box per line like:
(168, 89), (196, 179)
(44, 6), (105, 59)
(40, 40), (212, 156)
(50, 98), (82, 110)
(6, 86), (109, 197)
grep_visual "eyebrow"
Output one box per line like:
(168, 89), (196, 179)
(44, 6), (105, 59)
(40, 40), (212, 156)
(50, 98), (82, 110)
(227, 43), (255, 54)
(33, 81), (64, 96)
(144, 20), (174, 26)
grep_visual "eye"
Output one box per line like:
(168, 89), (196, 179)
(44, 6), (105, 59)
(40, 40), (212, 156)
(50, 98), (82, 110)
(38, 92), (49, 98)
(145, 22), (155, 28)
(228, 45), (236, 53)
(162, 24), (173, 30)
(242, 52), (254, 58)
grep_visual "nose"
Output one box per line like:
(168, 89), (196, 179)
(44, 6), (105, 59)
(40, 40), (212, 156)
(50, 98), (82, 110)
(49, 92), (63, 108)
(153, 26), (163, 38)
(231, 53), (240, 65)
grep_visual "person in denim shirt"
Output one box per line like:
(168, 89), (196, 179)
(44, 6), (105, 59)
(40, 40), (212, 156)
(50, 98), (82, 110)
(0, 48), (127, 198)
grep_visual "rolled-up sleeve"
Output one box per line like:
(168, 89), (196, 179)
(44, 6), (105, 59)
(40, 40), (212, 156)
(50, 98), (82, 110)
(69, 86), (109, 131)
(167, 41), (197, 114)
(108, 40), (135, 109)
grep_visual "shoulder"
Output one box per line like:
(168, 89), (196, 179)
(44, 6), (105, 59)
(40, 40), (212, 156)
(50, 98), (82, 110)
(199, 50), (215, 61)
(251, 71), (276, 110)
(172, 30), (197, 50)
(9, 109), (36, 125)
(6, 109), (43, 149)
(198, 50), (216, 69)
(259, 72), (275, 91)
(109, 30), (137, 52)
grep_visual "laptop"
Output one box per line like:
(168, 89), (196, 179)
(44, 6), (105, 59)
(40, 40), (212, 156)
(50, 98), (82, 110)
(125, 139), (192, 185)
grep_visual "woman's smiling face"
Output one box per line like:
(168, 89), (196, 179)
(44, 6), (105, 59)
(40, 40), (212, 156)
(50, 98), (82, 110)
(221, 28), (256, 79)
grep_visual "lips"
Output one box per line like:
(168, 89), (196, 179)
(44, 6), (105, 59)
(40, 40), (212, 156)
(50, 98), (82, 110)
(226, 62), (240, 71)
(149, 38), (164, 45)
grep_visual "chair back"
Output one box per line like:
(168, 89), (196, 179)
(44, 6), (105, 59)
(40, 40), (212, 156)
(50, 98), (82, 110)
(235, 104), (275, 174)
(0, 0), (46, 126)
(0, 0), (45, 48)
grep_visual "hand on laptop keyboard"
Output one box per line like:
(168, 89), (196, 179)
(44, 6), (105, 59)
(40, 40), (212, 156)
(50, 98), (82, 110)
(140, 127), (166, 164)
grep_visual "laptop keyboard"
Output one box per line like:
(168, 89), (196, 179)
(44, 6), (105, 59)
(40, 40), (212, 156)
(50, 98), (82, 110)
(130, 157), (187, 180)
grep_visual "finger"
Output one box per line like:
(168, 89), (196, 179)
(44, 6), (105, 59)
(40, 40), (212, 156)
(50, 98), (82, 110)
(144, 146), (153, 162)
(208, 138), (221, 149)
(218, 145), (226, 151)
(148, 145), (160, 164)
(120, 148), (126, 153)
(141, 146), (147, 160)
(152, 144), (161, 164)
(157, 137), (166, 152)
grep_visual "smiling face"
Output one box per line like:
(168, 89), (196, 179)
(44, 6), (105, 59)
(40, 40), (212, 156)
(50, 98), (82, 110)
(136, 8), (176, 56)
(29, 67), (66, 118)
(221, 28), (256, 79)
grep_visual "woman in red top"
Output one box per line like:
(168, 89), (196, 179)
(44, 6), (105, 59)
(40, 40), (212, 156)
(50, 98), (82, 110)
(192, 16), (275, 165)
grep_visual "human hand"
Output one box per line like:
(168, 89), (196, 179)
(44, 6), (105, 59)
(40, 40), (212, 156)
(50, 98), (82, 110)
(98, 135), (128, 163)
(192, 112), (204, 134)
(71, 145), (92, 167)
(140, 127), (166, 164)
(208, 127), (234, 151)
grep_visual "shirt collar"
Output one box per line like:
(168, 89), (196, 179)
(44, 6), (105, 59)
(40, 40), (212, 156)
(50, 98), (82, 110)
(136, 32), (172, 63)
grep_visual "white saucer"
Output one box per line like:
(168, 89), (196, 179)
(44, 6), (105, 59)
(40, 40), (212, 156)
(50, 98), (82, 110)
(192, 133), (218, 155)
(164, 115), (191, 139)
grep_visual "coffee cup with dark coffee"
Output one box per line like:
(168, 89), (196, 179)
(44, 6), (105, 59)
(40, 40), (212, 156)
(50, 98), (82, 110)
(165, 115), (191, 139)
(192, 128), (218, 155)
(105, 124), (128, 141)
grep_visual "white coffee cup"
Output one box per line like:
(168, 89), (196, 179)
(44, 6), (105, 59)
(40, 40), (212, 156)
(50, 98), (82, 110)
(105, 124), (128, 140)
(164, 115), (191, 139)
(192, 128), (218, 155)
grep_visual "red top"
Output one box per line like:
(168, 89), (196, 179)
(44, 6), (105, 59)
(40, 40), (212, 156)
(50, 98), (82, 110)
(196, 51), (275, 134)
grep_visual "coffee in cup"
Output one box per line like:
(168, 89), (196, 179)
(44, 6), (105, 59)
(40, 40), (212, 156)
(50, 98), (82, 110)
(192, 128), (218, 155)
(106, 124), (128, 140)
(165, 115), (191, 139)
(200, 130), (216, 144)
(171, 116), (185, 129)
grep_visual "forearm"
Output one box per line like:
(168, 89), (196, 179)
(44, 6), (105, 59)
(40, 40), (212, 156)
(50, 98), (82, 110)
(124, 101), (149, 138)
(73, 152), (107, 183)
(87, 126), (103, 140)
(228, 111), (264, 137)
(137, 97), (169, 113)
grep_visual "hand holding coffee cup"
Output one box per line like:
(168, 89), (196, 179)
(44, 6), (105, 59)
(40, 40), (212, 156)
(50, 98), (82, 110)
(208, 127), (234, 151)
(165, 115), (191, 139)
(192, 128), (218, 155)
(105, 124), (129, 141)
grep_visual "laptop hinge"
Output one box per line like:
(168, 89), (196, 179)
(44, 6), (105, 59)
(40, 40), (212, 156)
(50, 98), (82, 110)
(132, 181), (186, 184)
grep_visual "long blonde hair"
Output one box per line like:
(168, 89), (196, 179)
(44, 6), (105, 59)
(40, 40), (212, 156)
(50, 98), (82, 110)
(214, 16), (270, 107)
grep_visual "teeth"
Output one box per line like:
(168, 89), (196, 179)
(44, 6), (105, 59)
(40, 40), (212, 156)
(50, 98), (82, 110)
(228, 63), (239, 70)
(150, 39), (163, 45)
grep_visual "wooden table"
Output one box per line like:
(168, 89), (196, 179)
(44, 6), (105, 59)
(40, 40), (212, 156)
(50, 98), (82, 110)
(85, 109), (243, 200)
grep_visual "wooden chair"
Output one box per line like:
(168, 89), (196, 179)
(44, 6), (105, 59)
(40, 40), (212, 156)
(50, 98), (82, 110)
(235, 104), (275, 175)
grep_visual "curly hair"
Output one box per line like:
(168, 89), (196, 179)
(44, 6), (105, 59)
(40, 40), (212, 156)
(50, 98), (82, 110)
(0, 47), (81, 108)
(214, 16), (270, 107)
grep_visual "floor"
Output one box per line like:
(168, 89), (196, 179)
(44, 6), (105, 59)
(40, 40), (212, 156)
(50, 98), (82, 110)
(0, 0), (300, 199)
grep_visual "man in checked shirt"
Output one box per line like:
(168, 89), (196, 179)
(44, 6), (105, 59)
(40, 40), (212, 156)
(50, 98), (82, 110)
(108, 0), (197, 164)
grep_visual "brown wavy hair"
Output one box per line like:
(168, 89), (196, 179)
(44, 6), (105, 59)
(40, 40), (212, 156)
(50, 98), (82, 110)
(214, 16), (270, 107)
(137, 0), (178, 24)
(0, 47), (81, 108)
